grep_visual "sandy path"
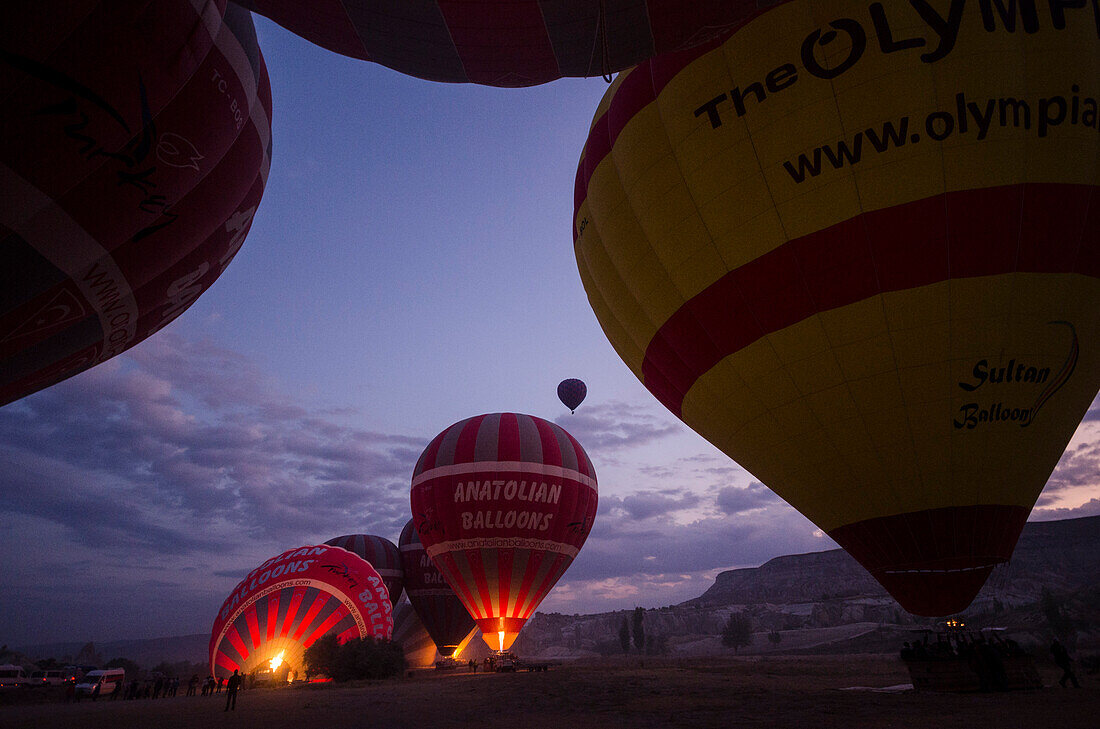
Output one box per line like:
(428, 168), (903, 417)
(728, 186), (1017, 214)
(3, 655), (1095, 729)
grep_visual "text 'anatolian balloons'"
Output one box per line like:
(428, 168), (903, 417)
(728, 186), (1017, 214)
(0, 1), (272, 407)
(574, 0), (1100, 616)
(209, 545), (393, 679)
(411, 413), (597, 650)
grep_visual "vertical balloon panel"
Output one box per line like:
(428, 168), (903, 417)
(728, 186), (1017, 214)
(574, 0), (1100, 615)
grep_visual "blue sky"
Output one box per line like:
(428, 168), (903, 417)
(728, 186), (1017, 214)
(2, 15), (1098, 648)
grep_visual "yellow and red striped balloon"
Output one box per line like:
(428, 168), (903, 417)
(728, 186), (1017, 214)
(410, 413), (597, 650)
(573, 0), (1099, 615)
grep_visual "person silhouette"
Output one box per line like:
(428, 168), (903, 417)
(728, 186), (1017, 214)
(225, 669), (242, 711)
(1051, 639), (1081, 688)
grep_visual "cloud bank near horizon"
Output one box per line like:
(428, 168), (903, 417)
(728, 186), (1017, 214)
(1, 332), (1098, 643)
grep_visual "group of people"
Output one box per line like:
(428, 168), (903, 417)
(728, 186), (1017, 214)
(900, 632), (1026, 662)
(900, 632), (1084, 691)
(187, 674), (225, 696)
(64, 669), (245, 707)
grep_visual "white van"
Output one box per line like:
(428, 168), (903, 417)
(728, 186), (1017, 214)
(0, 664), (28, 687)
(30, 668), (68, 687)
(75, 668), (125, 697)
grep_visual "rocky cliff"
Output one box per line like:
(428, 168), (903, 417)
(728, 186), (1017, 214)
(514, 515), (1100, 657)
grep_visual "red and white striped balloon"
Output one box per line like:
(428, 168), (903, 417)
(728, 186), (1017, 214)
(410, 413), (597, 651)
(324, 533), (404, 605)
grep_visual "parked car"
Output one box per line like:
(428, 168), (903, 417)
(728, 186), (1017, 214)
(0, 664), (28, 688)
(29, 669), (68, 687)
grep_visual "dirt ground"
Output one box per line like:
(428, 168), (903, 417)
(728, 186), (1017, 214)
(3, 654), (1096, 729)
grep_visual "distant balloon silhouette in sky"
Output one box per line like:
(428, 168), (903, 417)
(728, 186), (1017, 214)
(557, 378), (587, 413)
(573, 0), (1100, 616)
(410, 413), (597, 650)
(0, 1), (271, 407)
(209, 544), (393, 679)
(236, 0), (760, 86)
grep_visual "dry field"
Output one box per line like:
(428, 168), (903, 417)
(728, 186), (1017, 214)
(3, 654), (1096, 729)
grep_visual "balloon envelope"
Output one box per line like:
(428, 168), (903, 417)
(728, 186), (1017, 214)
(573, 0), (1100, 616)
(390, 598), (440, 668)
(209, 545), (393, 679)
(398, 518), (475, 657)
(0, 1), (271, 407)
(557, 378), (588, 413)
(324, 534), (405, 605)
(410, 413), (597, 650)
(237, 0), (757, 86)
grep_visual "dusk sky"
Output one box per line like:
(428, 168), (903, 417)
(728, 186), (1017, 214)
(3, 15), (1099, 649)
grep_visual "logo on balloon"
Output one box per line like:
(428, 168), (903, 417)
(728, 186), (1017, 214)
(954, 321), (1078, 430)
(156, 132), (203, 171)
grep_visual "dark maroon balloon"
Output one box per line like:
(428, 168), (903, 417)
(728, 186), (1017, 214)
(0, 1), (272, 407)
(235, 0), (764, 86)
(557, 378), (587, 413)
(324, 534), (405, 605)
(398, 518), (474, 657)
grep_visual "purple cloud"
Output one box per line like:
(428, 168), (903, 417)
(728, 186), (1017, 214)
(0, 332), (425, 565)
(715, 482), (780, 515)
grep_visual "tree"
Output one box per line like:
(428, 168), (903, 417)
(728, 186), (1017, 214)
(632, 607), (645, 652)
(644, 633), (668, 656)
(619, 617), (631, 654)
(304, 635), (404, 682)
(767, 630), (782, 646)
(722, 612), (752, 654)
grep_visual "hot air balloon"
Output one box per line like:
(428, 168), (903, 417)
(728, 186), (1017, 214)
(235, 0), (755, 87)
(410, 413), (597, 651)
(573, 0), (1100, 616)
(557, 378), (588, 413)
(0, 1), (271, 407)
(398, 518), (476, 658)
(324, 534), (405, 605)
(390, 598), (439, 669)
(209, 544), (393, 680)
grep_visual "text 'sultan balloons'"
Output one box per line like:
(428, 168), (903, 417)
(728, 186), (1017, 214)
(324, 534), (405, 605)
(398, 518), (475, 657)
(209, 545), (393, 679)
(0, 2), (271, 407)
(574, 0), (1100, 616)
(410, 413), (597, 650)
(557, 378), (588, 413)
(237, 0), (757, 87)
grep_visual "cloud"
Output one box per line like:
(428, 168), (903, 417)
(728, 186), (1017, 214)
(600, 489), (703, 521)
(553, 400), (682, 455)
(1030, 498), (1100, 521)
(0, 332), (429, 643)
(715, 482), (781, 515)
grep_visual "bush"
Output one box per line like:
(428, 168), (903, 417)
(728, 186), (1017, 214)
(722, 613), (752, 653)
(304, 635), (404, 682)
